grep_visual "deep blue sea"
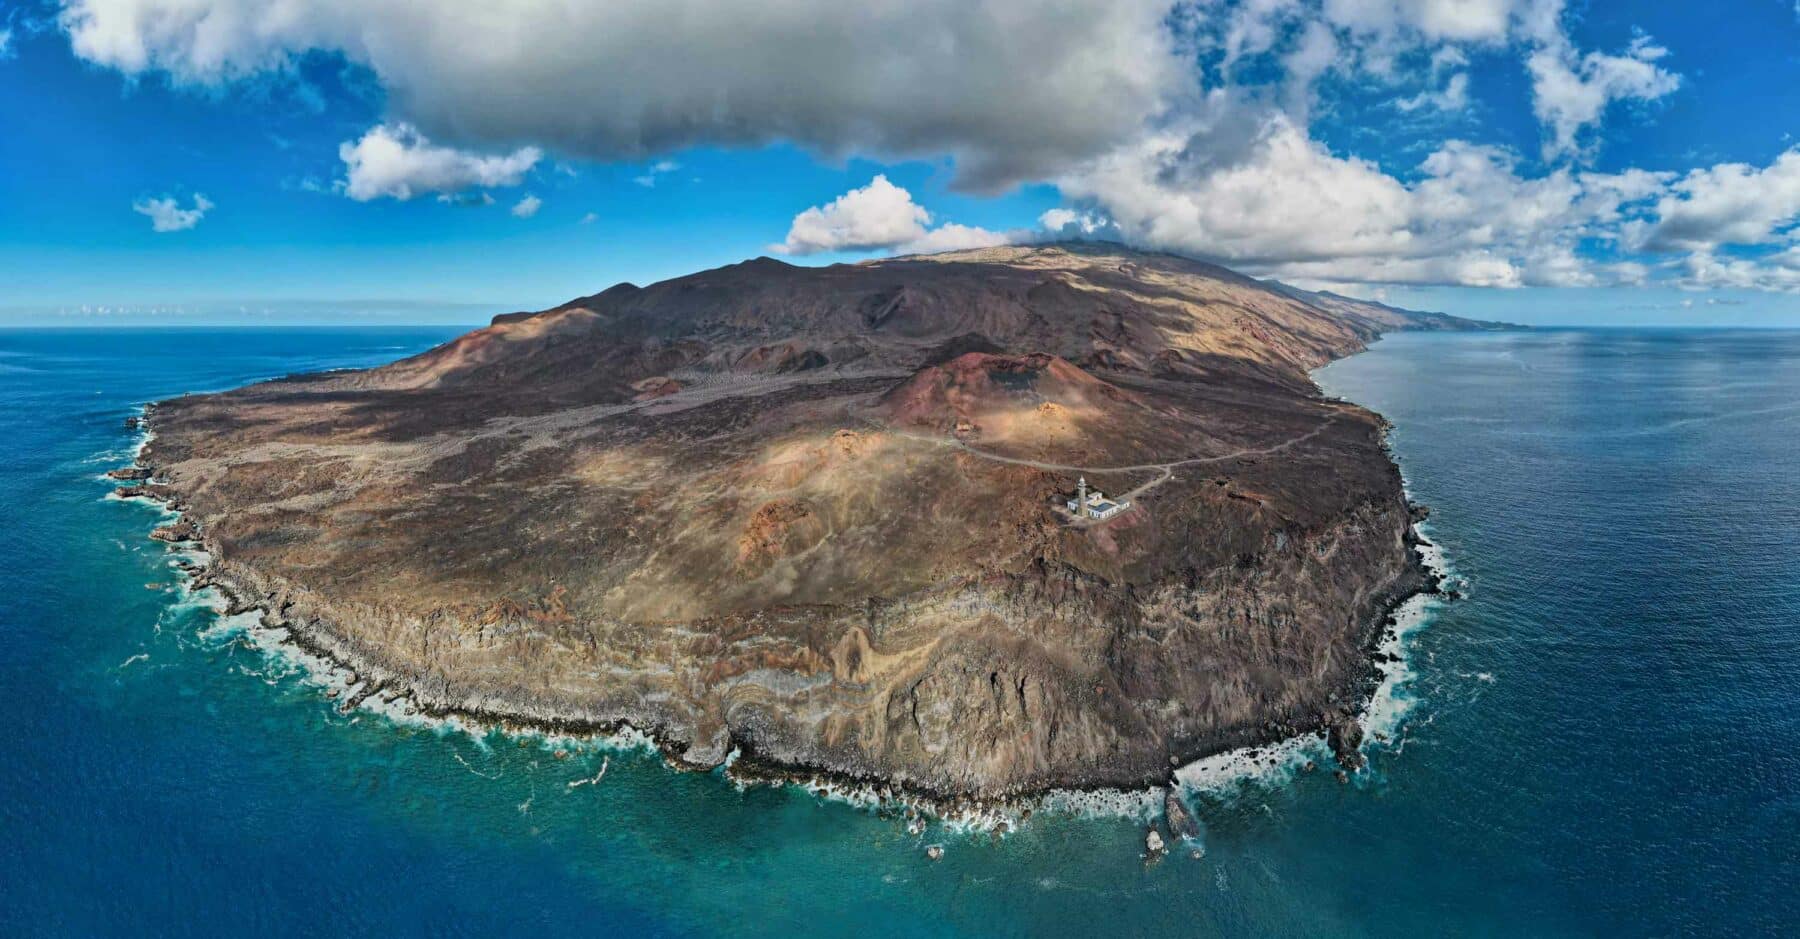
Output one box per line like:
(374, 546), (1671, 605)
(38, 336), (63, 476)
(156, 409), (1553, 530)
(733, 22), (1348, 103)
(3, 326), (1797, 937)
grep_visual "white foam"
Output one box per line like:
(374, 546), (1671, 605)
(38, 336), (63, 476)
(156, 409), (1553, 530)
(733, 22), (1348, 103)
(1362, 523), (1449, 746)
(1174, 735), (1328, 795)
(1033, 786), (1159, 821)
(130, 459), (1453, 836)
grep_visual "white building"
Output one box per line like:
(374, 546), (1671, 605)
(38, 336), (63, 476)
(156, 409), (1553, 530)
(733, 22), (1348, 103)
(1065, 476), (1130, 521)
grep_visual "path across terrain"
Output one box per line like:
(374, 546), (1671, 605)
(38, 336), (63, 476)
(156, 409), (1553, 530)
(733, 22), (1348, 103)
(881, 414), (1343, 524)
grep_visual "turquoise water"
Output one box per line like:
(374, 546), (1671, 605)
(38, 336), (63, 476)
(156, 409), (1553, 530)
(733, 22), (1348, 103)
(3, 327), (1797, 936)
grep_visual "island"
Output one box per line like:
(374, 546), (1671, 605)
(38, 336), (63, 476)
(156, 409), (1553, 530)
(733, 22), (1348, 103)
(124, 243), (1483, 803)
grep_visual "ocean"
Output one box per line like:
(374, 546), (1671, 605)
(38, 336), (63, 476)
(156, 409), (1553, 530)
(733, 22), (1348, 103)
(2, 326), (1796, 936)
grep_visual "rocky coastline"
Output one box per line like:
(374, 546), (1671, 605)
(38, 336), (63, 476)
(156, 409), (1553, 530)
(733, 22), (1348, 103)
(114, 415), (1444, 826)
(112, 244), (1473, 833)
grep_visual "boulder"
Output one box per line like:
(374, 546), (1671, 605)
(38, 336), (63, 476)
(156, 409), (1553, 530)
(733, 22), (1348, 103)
(1164, 790), (1201, 841)
(1327, 713), (1365, 771)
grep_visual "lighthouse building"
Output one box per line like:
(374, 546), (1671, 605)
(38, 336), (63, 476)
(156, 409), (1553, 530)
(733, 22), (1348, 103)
(1065, 476), (1130, 521)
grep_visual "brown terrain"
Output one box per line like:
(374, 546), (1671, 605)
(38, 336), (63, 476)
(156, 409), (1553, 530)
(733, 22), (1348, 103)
(129, 243), (1485, 800)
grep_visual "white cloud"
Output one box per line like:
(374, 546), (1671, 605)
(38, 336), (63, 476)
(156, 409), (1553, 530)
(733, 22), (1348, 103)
(1321, 0), (1522, 43)
(132, 193), (213, 232)
(1039, 208), (1112, 237)
(898, 223), (1011, 255)
(1629, 149), (1800, 252)
(66, 0), (1785, 294)
(774, 176), (1012, 256)
(58, 0), (1184, 190)
(1396, 71), (1468, 112)
(338, 124), (540, 201)
(775, 176), (931, 254)
(1676, 248), (1800, 292)
(633, 160), (680, 187)
(579, 212), (599, 225)
(0, 28), (13, 59)
(511, 194), (542, 218)
(1053, 111), (1673, 287)
(1526, 32), (1680, 158)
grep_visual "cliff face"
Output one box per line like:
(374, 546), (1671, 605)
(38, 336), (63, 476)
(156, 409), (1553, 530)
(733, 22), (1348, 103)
(138, 243), (1442, 798)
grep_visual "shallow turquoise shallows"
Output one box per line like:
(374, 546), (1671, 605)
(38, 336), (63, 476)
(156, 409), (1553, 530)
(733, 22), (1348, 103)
(3, 327), (1797, 937)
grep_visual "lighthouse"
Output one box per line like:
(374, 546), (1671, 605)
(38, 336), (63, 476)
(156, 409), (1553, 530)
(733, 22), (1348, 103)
(1064, 476), (1129, 522)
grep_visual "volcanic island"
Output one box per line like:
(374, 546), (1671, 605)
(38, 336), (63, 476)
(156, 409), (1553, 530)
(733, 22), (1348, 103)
(122, 243), (1484, 803)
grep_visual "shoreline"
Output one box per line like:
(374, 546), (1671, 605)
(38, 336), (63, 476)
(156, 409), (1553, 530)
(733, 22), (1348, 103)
(109, 399), (1450, 831)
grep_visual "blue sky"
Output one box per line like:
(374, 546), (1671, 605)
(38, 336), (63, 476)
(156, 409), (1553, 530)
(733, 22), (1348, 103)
(4, 0), (1800, 326)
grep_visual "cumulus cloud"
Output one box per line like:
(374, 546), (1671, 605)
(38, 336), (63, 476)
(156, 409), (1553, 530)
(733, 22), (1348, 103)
(1628, 150), (1800, 252)
(775, 176), (930, 255)
(774, 176), (1010, 256)
(67, 0), (1790, 292)
(1053, 111), (1674, 287)
(57, 0), (1184, 190)
(1196, 0), (1678, 161)
(1527, 32), (1680, 158)
(897, 223), (1012, 255)
(1678, 247), (1800, 292)
(337, 124), (540, 201)
(1321, 0), (1522, 43)
(132, 193), (212, 232)
(510, 194), (541, 218)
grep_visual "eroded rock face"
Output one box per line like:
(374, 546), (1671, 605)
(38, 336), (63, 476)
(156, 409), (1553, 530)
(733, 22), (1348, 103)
(139, 243), (1455, 798)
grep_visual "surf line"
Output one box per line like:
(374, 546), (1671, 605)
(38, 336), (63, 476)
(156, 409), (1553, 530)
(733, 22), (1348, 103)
(567, 756), (610, 791)
(453, 751), (503, 780)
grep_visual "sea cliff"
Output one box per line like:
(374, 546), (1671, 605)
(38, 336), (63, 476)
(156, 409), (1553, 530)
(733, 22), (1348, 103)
(124, 243), (1464, 802)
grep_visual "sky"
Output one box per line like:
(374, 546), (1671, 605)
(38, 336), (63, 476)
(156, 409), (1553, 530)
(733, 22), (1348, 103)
(4, 0), (1800, 327)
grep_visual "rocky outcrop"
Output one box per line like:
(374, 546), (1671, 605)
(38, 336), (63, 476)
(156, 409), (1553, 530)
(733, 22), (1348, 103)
(1165, 790), (1201, 841)
(1327, 711), (1366, 771)
(148, 517), (198, 544)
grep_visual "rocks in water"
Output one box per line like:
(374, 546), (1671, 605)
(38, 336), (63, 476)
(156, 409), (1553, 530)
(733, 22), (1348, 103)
(1164, 790), (1201, 842)
(149, 517), (199, 544)
(113, 485), (150, 499)
(1145, 827), (1167, 858)
(106, 466), (152, 481)
(1302, 760), (1317, 773)
(123, 416), (143, 430)
(906, 814), (926, 836)
(925, 844), (944, 861)
(1334, 770), (1349, 784)
(1326, 712), (1366, 771)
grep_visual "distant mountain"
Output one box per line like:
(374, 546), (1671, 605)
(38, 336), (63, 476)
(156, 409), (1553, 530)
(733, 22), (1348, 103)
(136, 242), (1451, 800)
(1265, 279), (1514, 334)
